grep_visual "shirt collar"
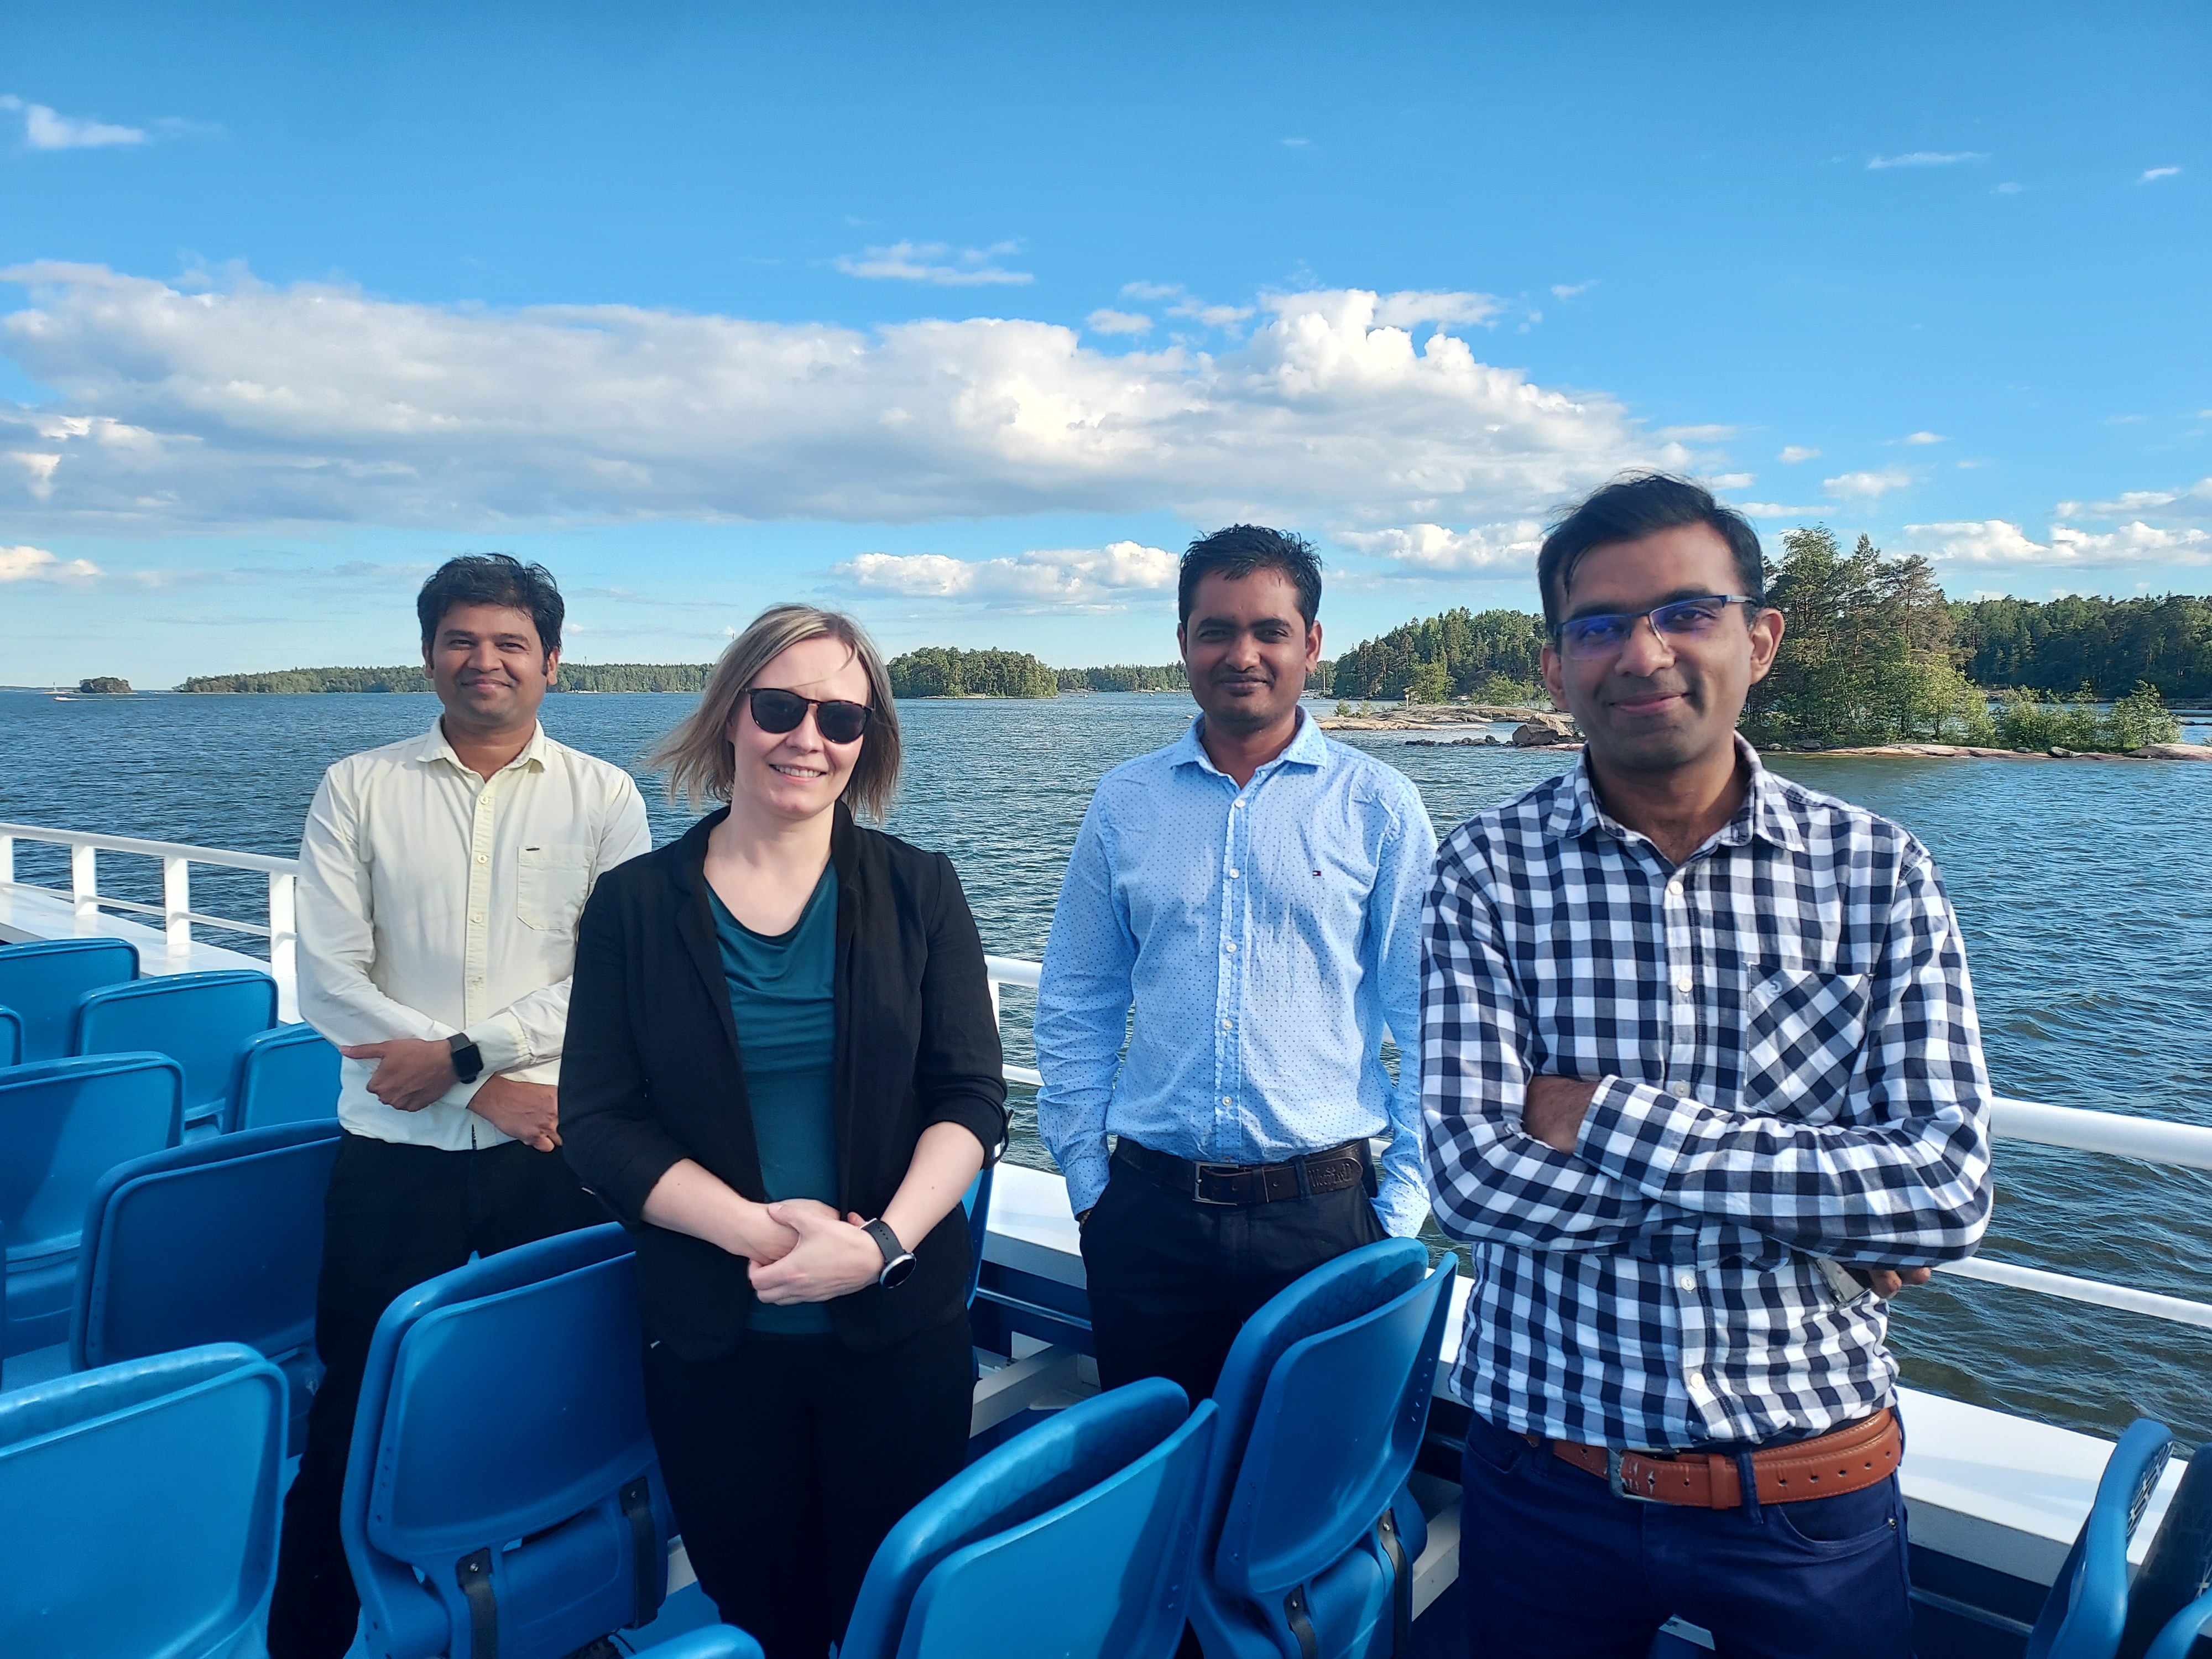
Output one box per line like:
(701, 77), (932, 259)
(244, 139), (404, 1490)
(1171, 708), (1329, 781)
(1548, 733), (1804, 854)
(416, 718), (550, 775)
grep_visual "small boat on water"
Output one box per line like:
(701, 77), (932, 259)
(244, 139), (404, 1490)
(3, 813), (2211, 1658)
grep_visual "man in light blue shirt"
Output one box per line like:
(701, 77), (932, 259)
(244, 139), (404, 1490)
(1036, 525), (1436, 1402)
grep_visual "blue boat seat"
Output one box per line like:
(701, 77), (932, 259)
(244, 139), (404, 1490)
(228, 1021), (342, 1131)
(0, 1052), (184, 1359)
(1189, 1237), (1454, 1659)
(2117, 1441), (2212, 1659)
(0, 1004), (19, 1067)
(342, 1223), (676, 1659)
(72, 968), (278, 1129)
(2026, 1418), (2178, 1659)
(72, 1119), (343, 1452)
(0, 937), (138, 1062)
(0, 1342), (287, 1659)
(842, 1376), (1217, 1659)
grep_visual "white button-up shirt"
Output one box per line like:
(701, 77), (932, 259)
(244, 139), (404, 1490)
(297, 720), (653, 1149)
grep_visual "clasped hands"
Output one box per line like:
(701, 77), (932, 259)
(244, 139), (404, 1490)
(737, 1198), (885, 1305)
(338, 1035), (561, 1151)
(1521, 1071), (1931, 1301)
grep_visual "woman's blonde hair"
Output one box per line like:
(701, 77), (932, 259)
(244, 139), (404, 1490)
(647, 604), (902, 820)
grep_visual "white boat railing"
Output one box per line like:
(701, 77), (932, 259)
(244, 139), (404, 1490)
(4, 818), (2209, 1335)
(0, 820), (299, 985)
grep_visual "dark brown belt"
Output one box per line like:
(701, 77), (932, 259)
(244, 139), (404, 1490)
(1541, 1408), (1901, 1507)
(1114, 1138), (1373, 1207)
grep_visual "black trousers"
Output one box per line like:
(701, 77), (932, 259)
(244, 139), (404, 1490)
(1079, 1142), (1389, 1404)
(641, 1314), (974, 1659)
(265, 1132), (608, 1659)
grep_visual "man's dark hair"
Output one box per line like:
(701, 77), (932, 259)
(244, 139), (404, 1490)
(1178, 524), (1323, 626)
(1535, 474), (1765, 630)
(416, 554), (565, 656)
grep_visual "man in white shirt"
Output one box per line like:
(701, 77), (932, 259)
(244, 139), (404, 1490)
(268, 555), (653, 1659)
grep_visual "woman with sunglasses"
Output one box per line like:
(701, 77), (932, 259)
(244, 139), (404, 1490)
(561, 604), (1006, 1659)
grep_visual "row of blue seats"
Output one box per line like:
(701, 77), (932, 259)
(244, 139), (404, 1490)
(0, 936), (342, 1131)
(0, 1116), (1457, 1659)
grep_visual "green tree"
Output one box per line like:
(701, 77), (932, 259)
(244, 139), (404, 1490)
(885, 648), (1057, 698)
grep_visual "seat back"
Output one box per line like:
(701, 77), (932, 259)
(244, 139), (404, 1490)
(1191, 1238), (1452, 1659)
(343, 1223), (674, 1659)
(72, 1119), (342, 1449)
(0, 1004), (19, 1067)
(842, 1378), (1215, 1659)
(228, 1021), (342, 1131)
(0, 1342), (286, 1659)
(2027, 1418), (2178, 1659)
(74, 969), (279, 1128)
(2120, 1442), (2212, 1659)
(643, 1630), (768, 1659)
(0, 938), (138, 1062)
(0, 1053), (184, 1357)
(961, 1162), (996, 1307)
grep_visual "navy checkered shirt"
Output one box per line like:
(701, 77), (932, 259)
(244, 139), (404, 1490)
(1421, 739), (1993, 1449)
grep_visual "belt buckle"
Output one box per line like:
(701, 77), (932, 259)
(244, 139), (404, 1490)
(1608, 1449), (1663, 1504)
(1192, 1162), (1240, 1206)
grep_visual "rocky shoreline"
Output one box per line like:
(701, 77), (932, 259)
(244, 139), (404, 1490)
(1318, 706), (2212, 763)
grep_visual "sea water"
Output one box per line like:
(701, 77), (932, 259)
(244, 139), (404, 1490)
(3, 688), (2208, 1442)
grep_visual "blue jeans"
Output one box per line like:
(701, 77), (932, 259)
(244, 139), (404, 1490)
(1458, 1412), (1913, 1659)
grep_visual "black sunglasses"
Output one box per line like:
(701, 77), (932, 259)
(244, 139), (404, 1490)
(745, 687), (873, 744)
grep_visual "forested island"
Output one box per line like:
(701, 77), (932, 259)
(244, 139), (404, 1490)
(168, 550), (2208, 755)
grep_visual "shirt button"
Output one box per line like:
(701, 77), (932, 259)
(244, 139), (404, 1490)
(1225, 942), (1237, 953)
(1222, 1018), (1234, 1030)
(1673, 972), (1692, 993)
(1667, 880), (1684, 898)
(476, 854), (489, 865)
(1227, 868), (1240, 879)
(1670, 1080), (1690, 1098)
(1222, 1095), (1233, 1107)
(1686, 1370), (1710, 1398)
(1677, 1272), (1697, 1292)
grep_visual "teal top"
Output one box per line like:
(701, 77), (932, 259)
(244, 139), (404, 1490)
(709, 865), (840, 1335)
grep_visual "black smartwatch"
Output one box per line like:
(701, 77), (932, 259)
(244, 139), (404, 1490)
(447, 1032), (484, 1084)
(862, 1218), (918, 1288)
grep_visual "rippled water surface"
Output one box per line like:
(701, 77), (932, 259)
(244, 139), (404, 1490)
(4, 690), (2209, 1440)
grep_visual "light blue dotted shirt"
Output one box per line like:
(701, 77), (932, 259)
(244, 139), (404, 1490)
(1035, 712), (1437, 1234)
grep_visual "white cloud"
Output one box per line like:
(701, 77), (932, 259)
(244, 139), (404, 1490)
(1550, 280), (1599, 300)
(1908, 519), (2212, 569)
(1824, 467), (1912, 499)
(1085, 308), (1152, 336)
(1995, 181), (2023, 195)
(0, 95), (146, 150)
(1338, 521), (1542, 574)
(1280, 137), (1310, 148)
(1365, 290), (1503, 329)
(1778, 445), (1821, 463)
(1867, 151), (1987, 169)
(2141, 166), (2182, 183)
(1120, 281), (1182, 301)
(1166, 295), (1256, 330)
(839, 540), (1175, 609)
(1900, 431), (1945, 445)
(1738, 503), (1828, 519)
(0, 542), (101, 582)
(833, 240), (1032, 286)
(2075, 478), (2212, 519)
(1710, 472), (1755, 489)
(1, 265), (1687, 533)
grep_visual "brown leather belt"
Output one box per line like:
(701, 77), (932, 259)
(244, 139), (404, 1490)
(1114, 1138), (1372, 1207)
(1542, 1408), (1901, 1507)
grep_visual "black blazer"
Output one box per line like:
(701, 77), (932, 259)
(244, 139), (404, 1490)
(561, 804), (1008, 1360)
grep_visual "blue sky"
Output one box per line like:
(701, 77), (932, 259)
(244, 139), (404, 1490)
(2, 1), (2205, 685)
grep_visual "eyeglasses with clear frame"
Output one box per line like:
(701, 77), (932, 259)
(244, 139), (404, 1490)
(1551, 594), (1762, 661)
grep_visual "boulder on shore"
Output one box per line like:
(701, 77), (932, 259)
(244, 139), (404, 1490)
(2133, 743), (2212, 761)
(1511, 712), (1580, 747)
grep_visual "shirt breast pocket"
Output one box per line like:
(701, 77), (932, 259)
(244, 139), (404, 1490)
(516, 844), (592, 933)
(1741, 967), (1871, 1120)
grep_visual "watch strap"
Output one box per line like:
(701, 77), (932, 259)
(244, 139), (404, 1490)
(447, 1032), (484, 1083)
(862, 1217), (906, 1267)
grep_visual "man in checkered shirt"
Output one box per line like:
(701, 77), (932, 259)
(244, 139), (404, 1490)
(1422, 474), (1992, 1657)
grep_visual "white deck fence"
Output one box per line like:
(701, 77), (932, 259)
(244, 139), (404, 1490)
(4, 818), (2208, 1334)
